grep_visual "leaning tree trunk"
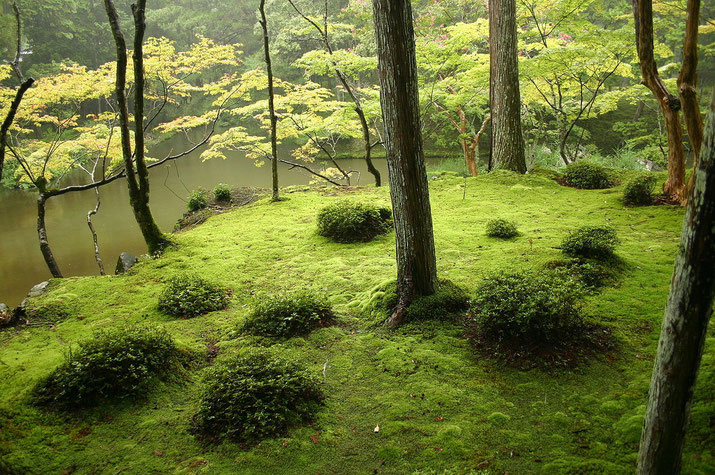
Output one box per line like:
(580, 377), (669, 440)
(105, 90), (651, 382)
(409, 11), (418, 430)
(372, 0), (438, 327)
(259, 0), (280, 202)
(489, 0), (527, 173)
(104, 0), (167, 254)
(37, 194), (63, 278)
(0, 78), (34, 182)
(678, 0), (704, 195)
(634, 0), (687, 203)
(636, 89), (715, 474)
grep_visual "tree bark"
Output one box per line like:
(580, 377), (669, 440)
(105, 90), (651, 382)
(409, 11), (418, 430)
(678, 0), (704, 195)
(87, 189), (106, 276)
(489, 0), (527, 173)
(259, 0), (280, 202)
(104, 0), (168, 254)
(636, 89), (715, 474)
(634, 0), (687, 203)
(37, 194), (63, 278)
(372, 0), (438, 326)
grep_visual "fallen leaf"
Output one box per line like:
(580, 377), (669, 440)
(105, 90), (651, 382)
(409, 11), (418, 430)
(153, 450), (164, 457)
(374, 425), (380, 433)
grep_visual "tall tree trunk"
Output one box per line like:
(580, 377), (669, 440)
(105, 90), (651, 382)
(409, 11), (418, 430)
(634, 0), (687, 203)
(372, 0), (438, 327)
(489, 0), (527, 173)
(37, 194), (62, 278)
(678, 0), (704, 195)
(637, 89), (715, 474)
(259, 0), (280, 202)
(104, 0), (167, 254)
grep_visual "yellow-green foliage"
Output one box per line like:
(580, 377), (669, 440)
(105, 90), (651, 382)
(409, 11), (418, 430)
(0, 171), (712, 474)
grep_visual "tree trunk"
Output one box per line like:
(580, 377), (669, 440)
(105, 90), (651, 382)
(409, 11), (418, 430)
(489, 0), (527, 173)
(636, 89), (715, 474)
(634, 0), (687, 203)
(0, 78), (34, 181)
(678, 0), (704, 195)
(87, 188), (106, 276)
(372, 0), (438, 326)
(259, 0), (280, 202)
(37, 194), (63, 278)
(104, 0), (168, 255)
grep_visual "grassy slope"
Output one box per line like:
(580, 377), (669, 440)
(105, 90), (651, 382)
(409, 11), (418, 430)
(0, 171), (712, 474)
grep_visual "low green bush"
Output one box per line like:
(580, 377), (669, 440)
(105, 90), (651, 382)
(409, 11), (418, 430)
(545, 259), (613, 291)
(316, 200), (392, 243)
(158, 275), (230, 318)
(187, 188), (209, 212)
(562, 225), (620, 259)
(213, 183), (232, 202)
(623, 175), (657, 206)
(33, 326), (182, 408)
(192, 348), (324, 442)
(485, 218), (519, 238)
(377, 279), (469, 323)
(563, 161), (614, 189)
(469, 271), (585, 345)
(242, 291), (334, 337)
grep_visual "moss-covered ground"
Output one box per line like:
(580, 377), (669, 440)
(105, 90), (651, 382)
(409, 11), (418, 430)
(1, 170), (712, 474)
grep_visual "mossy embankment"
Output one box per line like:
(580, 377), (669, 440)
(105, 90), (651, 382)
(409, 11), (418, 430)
(1, 170), (712, 474)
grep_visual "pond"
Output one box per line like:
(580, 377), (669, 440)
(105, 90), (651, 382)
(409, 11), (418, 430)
(0, 139), (391, 307)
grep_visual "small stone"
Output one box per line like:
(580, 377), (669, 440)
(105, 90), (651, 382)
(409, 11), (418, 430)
(27, 281), (50, 298)
(0, 304), (8, 313)
(115, 252), (139, 275)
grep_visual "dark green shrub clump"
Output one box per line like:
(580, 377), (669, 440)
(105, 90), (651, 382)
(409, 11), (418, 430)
(193, 348), (324, 442)
(187, 188), (209, 212)
(316, 200), (392, 243)
(158, 275), (231, 318)
(623, 175), (657, 206)
(378, 280), (469, 323)
(563, 161), (614, 189)
(562, 225), (620, 259)
(469, 271), (585, 345)
(242, 291), (334, 337)
(485, 218), (519, 238)
(545, 259), (613, 291)
(33, 326), (182, 408)
(213, 183), (232, 202)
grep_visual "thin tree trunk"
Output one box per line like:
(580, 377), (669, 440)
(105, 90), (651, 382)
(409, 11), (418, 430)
(372, 0), (438, 326)
(87, 189), (106, 276)
(678, 0), (704, 195)
(636, 89), (715, 474)
(259, 0), (280, 202)
(0, 78), (33, 182)
(489, 0), (527, 173)
(634, 0), (687, 203)
(37, 194), (62, 278)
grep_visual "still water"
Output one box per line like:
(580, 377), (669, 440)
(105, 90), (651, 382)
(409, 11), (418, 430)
(0, 142), (390, 307)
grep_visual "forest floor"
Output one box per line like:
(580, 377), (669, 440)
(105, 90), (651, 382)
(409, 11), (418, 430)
(0, 170), (712, 474)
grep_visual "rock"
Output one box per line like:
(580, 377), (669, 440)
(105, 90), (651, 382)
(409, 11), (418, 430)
(27, 281), (49, 298)
(0, 303), (20, 328)
(115, 252), (139, 275)
(0, 304), (8, 314)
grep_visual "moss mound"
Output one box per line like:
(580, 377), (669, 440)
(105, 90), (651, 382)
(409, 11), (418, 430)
(158, 274), (231, 318)
(192, 348), (324, 442)
(623, 174), (658, 206)
(241, 291), (334, 337)
(562, 225), (620, 259)
(376, 279), (469, 324)
(485, 218), (519, 238)
(316, 199), (392, 243)
(563, 162), (614, 189)
(33, 326), (183, 409)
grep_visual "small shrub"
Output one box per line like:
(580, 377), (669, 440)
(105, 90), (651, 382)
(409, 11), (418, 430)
(545, 259), (613, 291)
(187, 188), (209, 212)
(377, 279), (469, 323)
(316, 200), (392, 243)
(158, 275), (230, 318)
(623, 175), (657, 206)
(562, 225), (620, 259)
(193, 348), (324, 442)
(563, 161), (614, 189)
(213, 183), (232, 202)
(485, 218), (519, 238)
(33, 326), (182, 408)
(242, 291), (334, 337)
(469, 271), (585, 345)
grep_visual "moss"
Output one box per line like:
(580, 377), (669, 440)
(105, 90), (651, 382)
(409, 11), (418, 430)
(372, 279), (469, 325)
(0, 172), (710, 474)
